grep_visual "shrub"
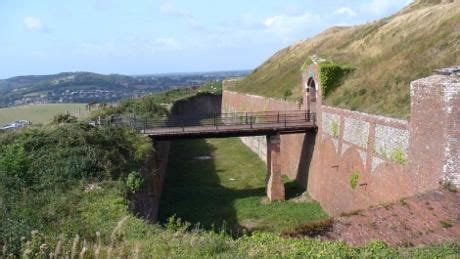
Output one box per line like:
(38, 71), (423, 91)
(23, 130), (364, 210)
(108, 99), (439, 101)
(52, 114), (78, 124)
(283, 89), (292, 100)
(126, 171), (144, 193)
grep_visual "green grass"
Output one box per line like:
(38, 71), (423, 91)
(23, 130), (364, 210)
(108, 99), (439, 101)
(0, 103), (88, 125)
(159, 138), (328, 234)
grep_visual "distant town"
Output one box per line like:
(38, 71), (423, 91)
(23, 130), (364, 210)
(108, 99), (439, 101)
(0, 70), (250, 107)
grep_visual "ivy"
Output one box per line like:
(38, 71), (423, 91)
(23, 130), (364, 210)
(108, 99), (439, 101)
(350, 170), (360, 189)
(319, 62), (355, 97)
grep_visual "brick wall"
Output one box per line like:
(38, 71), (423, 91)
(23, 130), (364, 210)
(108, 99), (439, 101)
(222, 88), (311, 182)
(222, 66), (459, 216)
(409, 69), (460, 190)
(311, 106), (412, 215)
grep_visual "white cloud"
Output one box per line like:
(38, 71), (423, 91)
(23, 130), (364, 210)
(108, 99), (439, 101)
(151, 37), (182, 50)
(262, 11), (320, 42)
(362, 0), (410, 15)
(23, 16), (45, 32)
(334, 7), (357, 17)
(160, 1), (198, 26)
(75, 36), (184, 58)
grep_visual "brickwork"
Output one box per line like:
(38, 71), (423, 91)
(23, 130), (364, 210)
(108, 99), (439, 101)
(409, 71), (460, 190)
(222, 65), (459, 216)
(222, 89), (309, 182)
(266, 134), (285, 201)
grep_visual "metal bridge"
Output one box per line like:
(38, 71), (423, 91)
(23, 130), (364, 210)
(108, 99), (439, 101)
(117, 110), (317, 140)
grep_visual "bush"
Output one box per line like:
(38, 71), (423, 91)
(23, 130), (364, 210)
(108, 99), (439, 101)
(52, 114), (78, 124)
(283, 89), (292, 100)
(0, 122), (150, 255)
(126, 171), (144, 193)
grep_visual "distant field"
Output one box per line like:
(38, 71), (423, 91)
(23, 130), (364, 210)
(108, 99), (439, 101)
(0, 103), (88, 126)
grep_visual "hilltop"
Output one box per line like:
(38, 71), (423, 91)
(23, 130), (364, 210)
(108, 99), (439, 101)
(234, 0), (460, 118)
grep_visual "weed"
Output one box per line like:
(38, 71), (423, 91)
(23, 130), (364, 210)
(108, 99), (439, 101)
(392, 148), (408, 165)
(350, 170), (360, 189)
(368, 220), (378, 229)
(400, 199), (409, 206)
(331, 121), (339, 138)
(443, 182), (458, 193)
(439, 220), (453, 228)
(340, 210), (363, 217)
(281, 219), (334, 238)
(382, 203), (393, 210)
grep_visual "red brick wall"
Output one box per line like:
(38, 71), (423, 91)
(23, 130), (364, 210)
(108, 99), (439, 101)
(409, 73), (460, 190)
(222, 89), (310, 182)
(222, 66), (459, 216)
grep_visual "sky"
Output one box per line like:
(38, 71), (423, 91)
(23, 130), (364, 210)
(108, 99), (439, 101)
(0, 0), (413, 78)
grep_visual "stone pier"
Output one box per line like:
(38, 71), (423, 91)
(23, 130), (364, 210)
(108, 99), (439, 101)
(266, 134), (285, 201)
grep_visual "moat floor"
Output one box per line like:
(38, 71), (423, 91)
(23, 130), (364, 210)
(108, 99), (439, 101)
(159, 138), (328, 234)
(323, 189), (460, 246)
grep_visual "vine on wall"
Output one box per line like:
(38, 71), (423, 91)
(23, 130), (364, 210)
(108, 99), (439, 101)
(319, 62), (355, 97)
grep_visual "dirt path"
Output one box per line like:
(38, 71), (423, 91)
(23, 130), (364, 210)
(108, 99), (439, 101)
(323, 189), (460, 247)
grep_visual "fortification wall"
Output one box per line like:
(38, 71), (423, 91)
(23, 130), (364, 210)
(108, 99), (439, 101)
(309, 106), (412, 215)
(222, 65), (459, 216)
(222, 89), (311, 183)
(135, 93), (223, 222)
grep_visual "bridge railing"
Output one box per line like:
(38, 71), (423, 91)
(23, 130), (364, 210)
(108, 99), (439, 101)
(126, 110), (316, 133)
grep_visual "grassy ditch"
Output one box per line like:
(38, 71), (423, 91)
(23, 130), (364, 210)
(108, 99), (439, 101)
(159, 138), (328, 234)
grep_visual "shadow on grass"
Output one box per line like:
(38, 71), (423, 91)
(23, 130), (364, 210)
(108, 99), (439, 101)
(158, 139), (264, 236)
(158, 138), (323, 236)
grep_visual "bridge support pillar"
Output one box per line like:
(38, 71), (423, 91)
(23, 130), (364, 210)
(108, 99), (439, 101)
(266, 134), (285, 201)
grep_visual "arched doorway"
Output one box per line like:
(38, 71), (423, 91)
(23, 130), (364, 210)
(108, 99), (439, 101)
(305, 77), (317, 112)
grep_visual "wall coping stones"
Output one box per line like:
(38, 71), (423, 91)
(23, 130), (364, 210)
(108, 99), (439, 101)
(434, 66), (460, 77)
(322, 105), (409, 129)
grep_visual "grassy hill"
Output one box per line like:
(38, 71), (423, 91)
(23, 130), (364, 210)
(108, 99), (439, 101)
(0, 71), (247, 107)
(234, 0), (460, 118)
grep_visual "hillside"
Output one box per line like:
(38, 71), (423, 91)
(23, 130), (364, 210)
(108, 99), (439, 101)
(234, 0), (460, 118)
(0, 71), (248, 107)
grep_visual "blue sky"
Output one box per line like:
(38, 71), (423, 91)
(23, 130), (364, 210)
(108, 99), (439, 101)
(0, 0), (412, 78)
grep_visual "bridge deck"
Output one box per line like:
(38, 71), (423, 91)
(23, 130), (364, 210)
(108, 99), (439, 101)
(111, 110), (317, 140)
(144, 121), (316, 139)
